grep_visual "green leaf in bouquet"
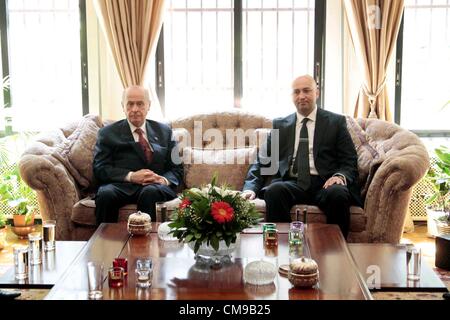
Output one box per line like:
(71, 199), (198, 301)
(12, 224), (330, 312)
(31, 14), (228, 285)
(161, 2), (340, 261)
(185, 233), (194, 242)
(211, 235), (219, 251)
(211, 172), (218, 188)
(194, 240), (201, 253)
(224, 236), (231, 247)
(185, 189), (203, 201)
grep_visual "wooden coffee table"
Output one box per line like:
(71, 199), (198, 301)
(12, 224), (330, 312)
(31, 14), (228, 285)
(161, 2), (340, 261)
(45, 222), (372, 300)
(348, 243), (447, 292)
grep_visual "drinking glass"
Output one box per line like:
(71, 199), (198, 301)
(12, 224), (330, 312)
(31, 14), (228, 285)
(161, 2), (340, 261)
(262, 223), (276, 243)
(264, 228), (278, 247)
(155, 202), (168, 222)
(87, 261), (104, 299)
(113, 257), (128, 276)
(289, 221), (304, 262)
(135, 258), (153, 288)
(28, 232), (42, 265)
(13, 245), (29, 280)
(43, 220), (56, 251)
(406, 246), (421, 281)
(108, 267), (125, 288)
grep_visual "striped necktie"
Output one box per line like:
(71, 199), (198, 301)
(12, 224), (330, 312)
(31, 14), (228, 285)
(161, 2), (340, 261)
(134, 128), (153, 163)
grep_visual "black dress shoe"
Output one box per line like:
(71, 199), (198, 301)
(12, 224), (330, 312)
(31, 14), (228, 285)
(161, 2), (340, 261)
(0, 289), (21, 299)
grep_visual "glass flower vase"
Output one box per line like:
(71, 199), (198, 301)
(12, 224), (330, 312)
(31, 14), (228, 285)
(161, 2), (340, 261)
(188, 234), (240, 268)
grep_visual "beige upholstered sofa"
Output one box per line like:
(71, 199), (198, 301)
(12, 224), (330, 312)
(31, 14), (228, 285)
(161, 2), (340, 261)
(19, 111), (429, 243)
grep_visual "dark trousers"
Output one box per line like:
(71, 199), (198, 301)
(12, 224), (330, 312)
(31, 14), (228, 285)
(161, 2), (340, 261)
(94, 183), (177, 225)
(261, 176), (352, 239)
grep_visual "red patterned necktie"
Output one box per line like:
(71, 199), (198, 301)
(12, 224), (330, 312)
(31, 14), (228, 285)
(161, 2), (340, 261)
(134, 128), (153, 163)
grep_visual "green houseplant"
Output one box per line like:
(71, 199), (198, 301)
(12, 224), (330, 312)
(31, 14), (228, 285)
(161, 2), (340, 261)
(425, 145), (450, 235)
(0, 211), (6, 228)
(0, 130), (38, 227)
(0, 169), (35, 226)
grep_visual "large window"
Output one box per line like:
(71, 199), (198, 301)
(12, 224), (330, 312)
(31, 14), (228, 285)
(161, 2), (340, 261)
(242, 0), (315, 118)
(397, 0), (450, 134)
(1, 0), (87, 133)
(159, 0), (322, 120)
(163, 0), (234, 119)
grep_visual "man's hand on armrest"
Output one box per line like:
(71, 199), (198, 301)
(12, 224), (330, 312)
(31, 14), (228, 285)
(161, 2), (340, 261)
(241, 190), (256, 200)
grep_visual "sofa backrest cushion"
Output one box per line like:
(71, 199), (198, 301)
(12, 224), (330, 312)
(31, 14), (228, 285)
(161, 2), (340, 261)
(52, 114), (103, 189)
(170, 111), (272, 149)
(182, 146), (257, 190)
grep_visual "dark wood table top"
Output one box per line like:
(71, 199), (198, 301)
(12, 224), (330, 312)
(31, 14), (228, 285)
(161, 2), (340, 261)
(348, 243), (447, 292)
(46, 222), (372, 300)
(0, 241), (86, 289)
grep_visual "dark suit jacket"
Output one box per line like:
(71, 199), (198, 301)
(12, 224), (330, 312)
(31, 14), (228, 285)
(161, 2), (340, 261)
(93, 119), (183, 192)
(243, 108), (362, 206)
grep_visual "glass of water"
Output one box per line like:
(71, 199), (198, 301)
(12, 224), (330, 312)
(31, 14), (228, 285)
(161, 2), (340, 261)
(135, 257), (153, 288)
(406, 246), (421, 281)
(43, 220), (56, 251)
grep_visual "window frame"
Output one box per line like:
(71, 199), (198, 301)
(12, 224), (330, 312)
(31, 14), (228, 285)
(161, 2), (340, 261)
(155, 0), (326, 116)
(0, 0), (89, 135)
(395, 4), (450, 138)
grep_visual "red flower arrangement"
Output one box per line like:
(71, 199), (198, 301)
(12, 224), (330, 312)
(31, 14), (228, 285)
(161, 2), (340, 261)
(211, 201), (234, 224)
(179, 199), (191, 210)
(169, 175), (261, 253)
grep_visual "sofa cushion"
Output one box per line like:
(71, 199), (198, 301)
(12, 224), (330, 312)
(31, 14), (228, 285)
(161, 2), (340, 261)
(345, 116), (385, 199)
(290, 204), (367, 233)
(72, 196), (365, 232)
(71, 196), (183, 226)
(72, 197), (137, 226)
(182, 146), (257, 190)
(52, 115), (103, 188)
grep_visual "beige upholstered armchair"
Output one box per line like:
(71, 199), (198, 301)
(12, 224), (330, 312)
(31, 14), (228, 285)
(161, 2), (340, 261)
(19, 112), (429, 243)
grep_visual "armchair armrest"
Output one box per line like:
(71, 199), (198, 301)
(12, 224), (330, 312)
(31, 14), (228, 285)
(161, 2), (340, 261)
(364, 146), (429, 243)
(19, 152), (81, 240)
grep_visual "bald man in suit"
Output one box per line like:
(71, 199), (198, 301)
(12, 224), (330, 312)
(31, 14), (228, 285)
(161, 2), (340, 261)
(242, 75), (362, 238)
(93, 86), (183, 224)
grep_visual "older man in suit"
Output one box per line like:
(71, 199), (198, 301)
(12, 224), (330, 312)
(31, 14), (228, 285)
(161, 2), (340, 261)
(93, 86), (183, 224)
(241, 75), (362, 238)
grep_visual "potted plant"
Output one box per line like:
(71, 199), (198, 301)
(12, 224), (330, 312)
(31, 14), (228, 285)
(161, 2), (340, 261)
(425, 145), (450, 236)
(0, 170), (35, 227)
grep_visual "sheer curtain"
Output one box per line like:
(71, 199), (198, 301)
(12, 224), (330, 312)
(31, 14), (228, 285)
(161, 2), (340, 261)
(344, 0), (404, 120)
